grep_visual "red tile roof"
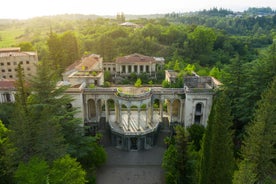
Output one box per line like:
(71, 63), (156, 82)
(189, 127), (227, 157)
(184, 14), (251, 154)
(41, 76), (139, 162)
(0, 79), (16, 90)
(75, 54), (101, 71)
(116, 53), (155, 64)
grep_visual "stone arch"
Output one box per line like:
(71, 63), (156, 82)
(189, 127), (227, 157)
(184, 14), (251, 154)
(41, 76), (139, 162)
(87, 99), (96, 120)
(153, 98), (160, 109)
(172, 99), (181, 116)
(107, 99), (115, 111)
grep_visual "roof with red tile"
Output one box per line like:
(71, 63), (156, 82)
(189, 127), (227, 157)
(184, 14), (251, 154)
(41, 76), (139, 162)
(116, 53), (156, 64)
(0, 79), (16, 90)
(75, 54), (102, 71)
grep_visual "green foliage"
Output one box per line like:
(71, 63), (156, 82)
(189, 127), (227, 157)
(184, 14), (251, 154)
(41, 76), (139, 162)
(199, 91), (234, 184)
(0, 120), (14, 183)
(14, 157), (49, 184)
(47, 31), (80, 76)
(162, 126), (196, 184)
(134, 78), (142, 87)
(187, 124), (205, 151)
(103, 81), (111, 87)
(184, 64), (195, 75)
(162, 80), (170, 88)
(89, 83), (95, 88)
(233, 77), (276, 184)
(49, 155), (87, 184)
(162, 144), (178, 183)
(16, 42), (35, 51)
(209, 66), (222, 79)
(104, 71), (112, 82)
(0, 103), (15, 126)
(67, 133), (106, 169)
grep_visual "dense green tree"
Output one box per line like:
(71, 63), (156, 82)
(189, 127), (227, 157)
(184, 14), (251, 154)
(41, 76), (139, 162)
(16, 42), (35, 51)
(28, 61), (67, 161)
(162, 126), (195, 184)
(199, 91), (234, 184)
(187, 124), (205, 151)
(0, 103), (15, 126)
(162, 144), (178, 183)
(187, 26), (217, 65)
(14, 157), (49, 184)
(233, 77), (276, 184)
(0, 120), (14, 183)
(47, 31), (80, 76)
(9, 64), (35, 163)
(49, 155), (87, 184)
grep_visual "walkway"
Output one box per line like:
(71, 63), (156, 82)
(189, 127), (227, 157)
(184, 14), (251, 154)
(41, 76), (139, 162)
(96, 146), (166, 184)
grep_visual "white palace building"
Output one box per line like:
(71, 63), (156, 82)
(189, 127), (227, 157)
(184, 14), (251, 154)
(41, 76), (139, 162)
(60, 53), (221, 151)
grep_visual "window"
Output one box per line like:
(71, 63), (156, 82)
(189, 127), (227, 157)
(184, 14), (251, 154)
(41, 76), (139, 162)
(27, 67), (30, 71)
(8, 69), (12, 72)
(194, 103), (203, 124)
(1, 69), (5, 72)
(3, 93), (11, 102)
(3, 76), (6, 79)
(195, 103), (202, 114)
(7, 62), (10, 65)
(146, 65), (149, 72)
(26, 61), (30, 64)
(140, 65), (143, 72)
(9, 75), (13, 78)
(0, 63), (4, 66)
(128, 65), (131, 73)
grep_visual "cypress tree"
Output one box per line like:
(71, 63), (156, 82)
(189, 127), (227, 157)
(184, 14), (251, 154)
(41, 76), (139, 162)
(233, 77), (276, 183)
(199, 91), (234, 184)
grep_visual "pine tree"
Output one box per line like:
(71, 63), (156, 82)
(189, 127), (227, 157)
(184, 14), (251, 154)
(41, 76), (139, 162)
(29, 61), (68, 161)
(233, 77), (276, 183)
(9, 64), (36, 163)
(199, 91), (234, 184)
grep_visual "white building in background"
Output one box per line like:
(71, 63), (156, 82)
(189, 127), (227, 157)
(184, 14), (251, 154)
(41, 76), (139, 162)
(61, 53), (220, 151)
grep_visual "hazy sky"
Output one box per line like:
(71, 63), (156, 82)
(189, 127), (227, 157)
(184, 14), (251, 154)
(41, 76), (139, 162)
(1, 0), (276, 19)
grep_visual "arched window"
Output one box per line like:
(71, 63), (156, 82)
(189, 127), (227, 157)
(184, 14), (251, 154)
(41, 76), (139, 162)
(194, 103), (203, 124)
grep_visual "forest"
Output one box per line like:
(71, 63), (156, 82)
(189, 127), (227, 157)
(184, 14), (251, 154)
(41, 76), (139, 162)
(0, 7), (276, 183)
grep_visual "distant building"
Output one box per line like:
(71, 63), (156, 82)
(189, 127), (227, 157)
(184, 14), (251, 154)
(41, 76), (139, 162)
(120, 22), (140, 28)
(0, 47), (38, 80)
(63, 54), (104, 87)
(103, 53), (164, 79)
(0, 79), (16, 103)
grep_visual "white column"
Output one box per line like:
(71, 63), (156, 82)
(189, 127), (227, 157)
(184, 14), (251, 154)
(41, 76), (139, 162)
(127, 107), (131, 130)
(138, 107), (141, 130)
(105, 100), (109, 122)
(160, 100), (163, 121)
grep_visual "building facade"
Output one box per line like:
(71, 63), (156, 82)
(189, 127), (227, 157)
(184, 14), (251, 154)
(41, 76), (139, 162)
(0, 48), (38, 80)
(103, 53), (164, 77)
(62, 54), (220, 151)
